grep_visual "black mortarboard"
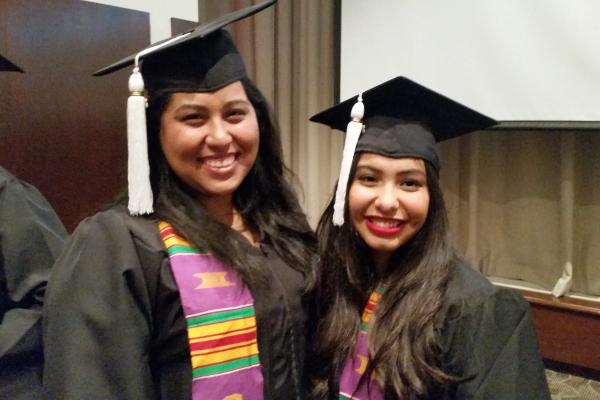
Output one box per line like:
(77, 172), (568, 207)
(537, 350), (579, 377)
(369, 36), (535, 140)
(0, 54), (24, 73)
(92, 0), (276, 216)
(310, 76), (496, 225)
(93, 0), (277, 91)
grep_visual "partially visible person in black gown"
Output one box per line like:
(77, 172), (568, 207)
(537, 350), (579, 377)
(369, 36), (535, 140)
(0, 54), (67, 400)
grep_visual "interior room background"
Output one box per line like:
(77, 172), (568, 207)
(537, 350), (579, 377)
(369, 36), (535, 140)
(1, 0), (598, 299)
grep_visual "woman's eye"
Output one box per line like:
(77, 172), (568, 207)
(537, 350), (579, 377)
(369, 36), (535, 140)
(181, 114), (205, 124)
(357, 175), (377, 184)
(401, 179), (423, 190)
(226, 109), (247, 121)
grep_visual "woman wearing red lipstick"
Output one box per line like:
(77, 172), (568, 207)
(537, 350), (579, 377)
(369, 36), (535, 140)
(43, 3), (316, 400)
(348, 154), (430, 274)
(308, 77), (550, 399)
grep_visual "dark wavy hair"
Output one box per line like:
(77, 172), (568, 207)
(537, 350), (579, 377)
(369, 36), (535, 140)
(142, 77), (316, 286)
(310, 156), (458, 399)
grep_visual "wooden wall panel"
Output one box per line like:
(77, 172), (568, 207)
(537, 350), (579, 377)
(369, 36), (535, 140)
(519, 289), (600, 376)
(0, 0), (149, 231)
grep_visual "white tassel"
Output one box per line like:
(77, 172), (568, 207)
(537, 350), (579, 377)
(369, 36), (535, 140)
(123, 36), (192, 216)
(333, 93), (364, 226)
(127, 66), (153, 215)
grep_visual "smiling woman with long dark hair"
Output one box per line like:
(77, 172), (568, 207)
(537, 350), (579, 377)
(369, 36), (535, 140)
(42, 2), (316, 399)
(309, 77), (550, 399)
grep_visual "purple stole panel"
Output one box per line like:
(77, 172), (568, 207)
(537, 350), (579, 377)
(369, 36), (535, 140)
(159, 222), (264, 400)
(338, 288), (384, 400)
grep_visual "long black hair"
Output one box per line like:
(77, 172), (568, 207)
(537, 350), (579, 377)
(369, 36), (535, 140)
(311, 155), (458, 399)
(143, 77), (316, 287)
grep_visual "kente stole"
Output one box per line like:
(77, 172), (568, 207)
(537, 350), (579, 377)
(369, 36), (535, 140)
(159, 221), (264, 400)
(339, 287), (385, 400)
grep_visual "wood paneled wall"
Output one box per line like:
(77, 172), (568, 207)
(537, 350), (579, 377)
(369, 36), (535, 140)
(1, 1), (154, 231)
(519, 289), (600, 378)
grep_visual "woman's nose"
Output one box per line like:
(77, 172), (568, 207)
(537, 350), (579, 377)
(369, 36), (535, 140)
(374, 185), (399, 213)
(205, 119), (232, 147)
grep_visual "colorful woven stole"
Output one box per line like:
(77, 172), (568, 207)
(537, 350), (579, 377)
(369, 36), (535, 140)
(338, 287), (385, 400)
(159, 221), (264, 400)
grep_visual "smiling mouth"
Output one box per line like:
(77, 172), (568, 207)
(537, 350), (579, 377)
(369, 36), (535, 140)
(200, 153), (237, 169)
(365, 217), (404, 236)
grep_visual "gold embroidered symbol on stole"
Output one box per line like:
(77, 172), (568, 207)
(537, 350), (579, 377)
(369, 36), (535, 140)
(356, 355), (368, 374)
(194, 272), (235, 289)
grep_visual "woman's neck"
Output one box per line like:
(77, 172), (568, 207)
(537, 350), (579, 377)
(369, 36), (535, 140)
(201, 194), (259, 246)
(201, 194), (235, 225)
(372, 250), (391, 276)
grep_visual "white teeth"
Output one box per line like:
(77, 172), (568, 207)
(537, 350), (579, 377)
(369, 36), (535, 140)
(370, 218), (401, 228)
(203, 154), (235, 168)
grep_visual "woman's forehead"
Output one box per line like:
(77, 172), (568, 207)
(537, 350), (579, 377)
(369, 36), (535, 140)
(356, 153), (426, 170)
(171, 81), (247, 99)
(164, 81), (249, 110)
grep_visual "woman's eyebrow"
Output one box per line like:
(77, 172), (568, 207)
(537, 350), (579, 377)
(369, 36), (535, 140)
(398, 168), (426, 176)
(355, 165), (380, 173)
(355, 164), (425, 175)
(173, 100), (250, 113)
(173, 104), (207, 113)
(224, 99), (252, 107)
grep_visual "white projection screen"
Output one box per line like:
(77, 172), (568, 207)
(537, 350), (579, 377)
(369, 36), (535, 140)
(340, 0), (600, 123)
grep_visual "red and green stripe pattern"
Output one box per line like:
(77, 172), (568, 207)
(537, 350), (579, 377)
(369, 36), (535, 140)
(159, 221), (205, 255)
(359, 287), (384, 332)
(188, 304), (260, 378)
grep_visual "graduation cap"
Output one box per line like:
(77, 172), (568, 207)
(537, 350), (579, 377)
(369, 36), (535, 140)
(310, 76), (497, 225)
(0, 54), (24, 72)
(93, 0), (276, 216)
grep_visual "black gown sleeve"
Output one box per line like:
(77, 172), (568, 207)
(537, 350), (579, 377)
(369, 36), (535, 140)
(43, 210), (158, 400)
(439, 266), (551, 399)
(0, 168), (66, 399)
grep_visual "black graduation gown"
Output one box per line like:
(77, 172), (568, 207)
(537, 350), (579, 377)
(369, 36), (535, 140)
(43, 205), (307, 400)
(432, 263), (550, 399)
(330, 263), (551, 400)
(0, 167), (67, 399)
